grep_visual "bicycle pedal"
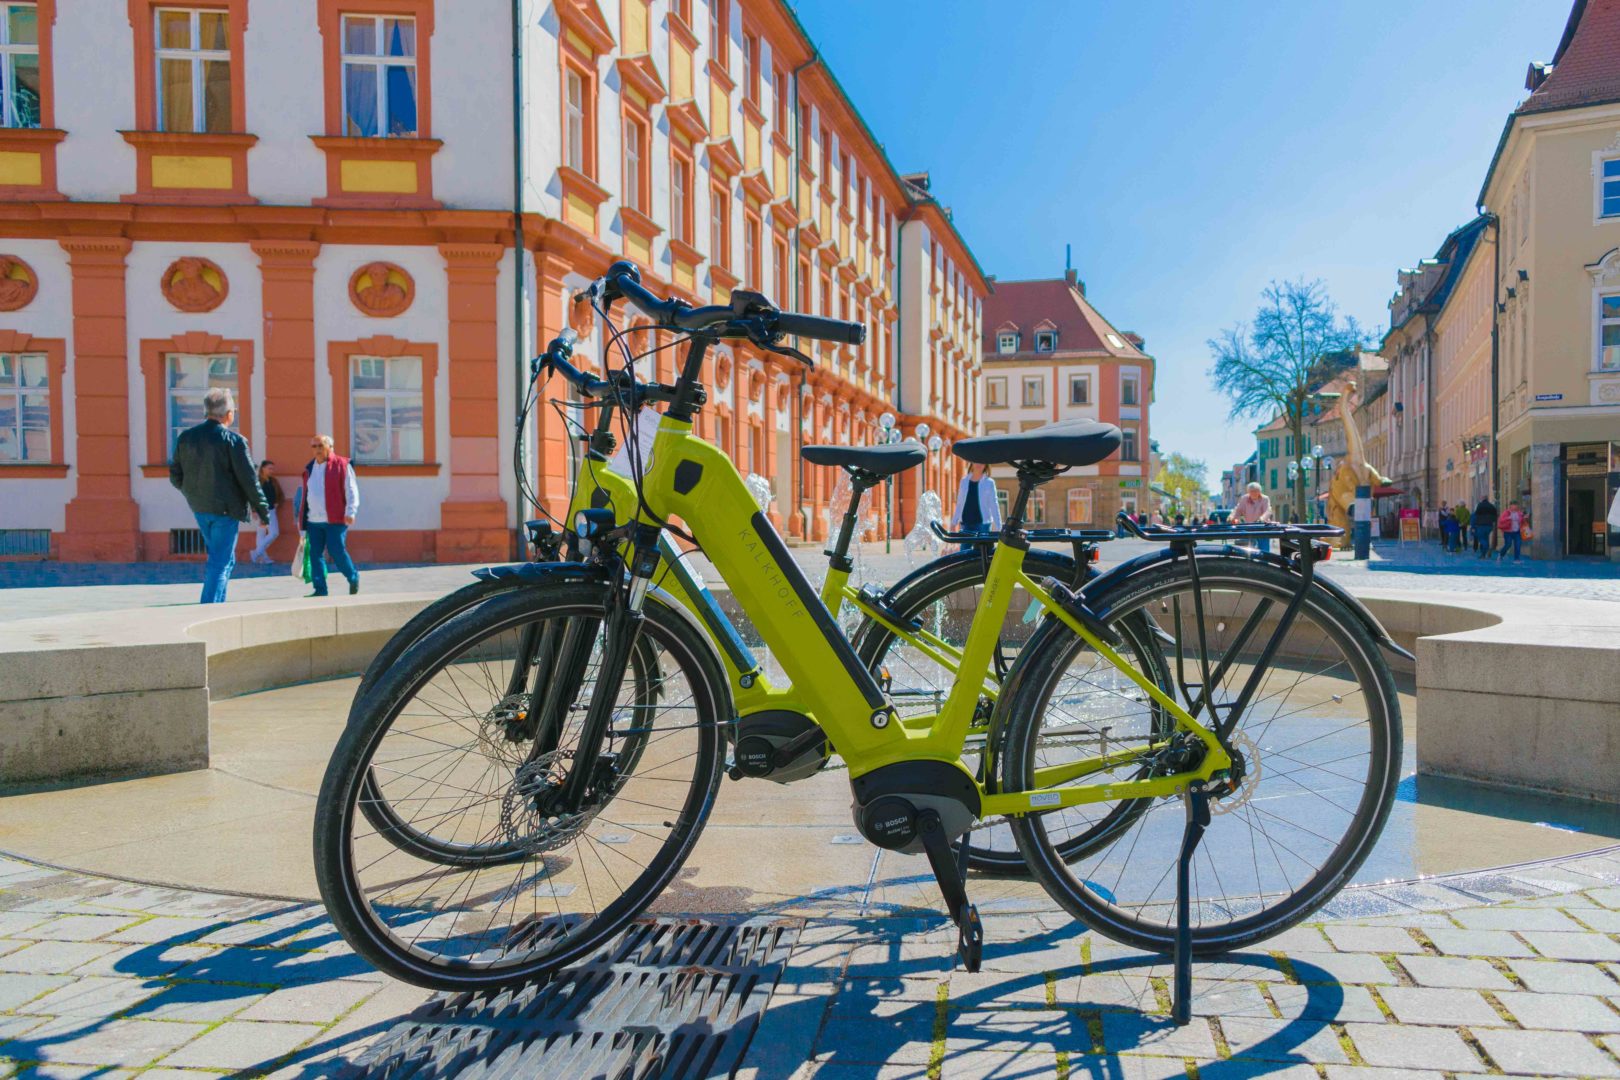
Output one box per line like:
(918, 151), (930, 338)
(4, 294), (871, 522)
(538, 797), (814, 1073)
(957, 903), (983, 972)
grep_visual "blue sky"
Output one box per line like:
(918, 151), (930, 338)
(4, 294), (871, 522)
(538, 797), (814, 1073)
(791, 0), (1572, 489)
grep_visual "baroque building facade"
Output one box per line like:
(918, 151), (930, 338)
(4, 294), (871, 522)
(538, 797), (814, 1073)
(0, 0), (985, 561)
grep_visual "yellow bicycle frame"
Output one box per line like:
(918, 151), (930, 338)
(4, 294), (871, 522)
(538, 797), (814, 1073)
(585, 413), (1232, 819)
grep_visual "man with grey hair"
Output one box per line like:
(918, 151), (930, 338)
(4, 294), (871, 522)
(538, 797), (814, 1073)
(170, 387), (270, 603)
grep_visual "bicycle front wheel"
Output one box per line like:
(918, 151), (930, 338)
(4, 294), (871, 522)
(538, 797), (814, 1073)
(1003, 557), (1401, 954)
(315, 582), (726, 990)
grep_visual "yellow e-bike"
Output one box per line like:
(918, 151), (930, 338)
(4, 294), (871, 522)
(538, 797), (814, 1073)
(315, 264), (1404, 1024)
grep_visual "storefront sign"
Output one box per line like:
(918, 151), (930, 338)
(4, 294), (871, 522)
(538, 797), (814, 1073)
(1117, 479), (1140, 488)
(1398, 507), (1421, 543)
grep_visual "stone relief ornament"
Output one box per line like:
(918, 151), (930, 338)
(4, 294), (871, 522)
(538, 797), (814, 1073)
(0, 254), (38, 312)
(349, 261), (415, 316)
(161, 256), (229, 313)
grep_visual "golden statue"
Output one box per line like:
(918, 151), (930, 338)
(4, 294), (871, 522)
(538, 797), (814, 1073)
(1325, 379), (1390, 546)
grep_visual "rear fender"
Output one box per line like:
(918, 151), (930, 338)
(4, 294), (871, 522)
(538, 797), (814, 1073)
(1083, 544), (1413, 663)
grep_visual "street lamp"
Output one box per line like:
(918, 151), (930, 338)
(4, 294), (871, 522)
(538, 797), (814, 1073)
(1287, 460), (1301, 523)
(878, 412), (896, 551)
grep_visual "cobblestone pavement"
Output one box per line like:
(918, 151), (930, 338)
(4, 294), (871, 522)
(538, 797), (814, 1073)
(3, 847), (1620, 1077)
(3, 535), (1615, 624)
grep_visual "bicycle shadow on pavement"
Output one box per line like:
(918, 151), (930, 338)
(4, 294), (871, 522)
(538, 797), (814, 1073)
(800, 916), (1349, 1076)
(0, 904), (425, 1078)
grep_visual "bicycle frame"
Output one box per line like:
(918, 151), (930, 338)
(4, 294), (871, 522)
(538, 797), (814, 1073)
(621, 411), (1231, 816)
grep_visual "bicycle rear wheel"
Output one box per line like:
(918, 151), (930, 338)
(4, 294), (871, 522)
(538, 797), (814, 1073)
(315, 582), (725, 990)
(1003, 557), (1401, 954)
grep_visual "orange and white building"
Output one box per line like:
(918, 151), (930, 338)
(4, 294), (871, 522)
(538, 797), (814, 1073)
(977, 270), (1153, 526)
(0, 0), (986, 562)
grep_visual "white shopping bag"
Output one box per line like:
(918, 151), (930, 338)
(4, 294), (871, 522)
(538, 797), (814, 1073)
(1608, 487), (1620, 530)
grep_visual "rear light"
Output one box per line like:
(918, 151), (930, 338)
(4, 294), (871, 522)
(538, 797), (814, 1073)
(1088, 548), (1101, 563)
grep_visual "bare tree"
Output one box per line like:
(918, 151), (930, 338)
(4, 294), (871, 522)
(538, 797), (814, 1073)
(1209, 279), (1366, 521)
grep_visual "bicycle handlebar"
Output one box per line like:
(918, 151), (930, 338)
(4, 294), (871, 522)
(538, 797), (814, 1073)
(601, 261), (865, 346)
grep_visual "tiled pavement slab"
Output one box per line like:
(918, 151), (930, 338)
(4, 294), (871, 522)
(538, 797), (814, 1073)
(2, 849), (1620, 1077)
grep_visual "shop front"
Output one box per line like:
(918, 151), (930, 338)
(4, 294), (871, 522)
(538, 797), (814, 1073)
(1563, 442), (1618, 560)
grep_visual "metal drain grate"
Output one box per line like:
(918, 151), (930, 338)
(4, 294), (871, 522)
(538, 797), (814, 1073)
(346, 916), (803, 1079)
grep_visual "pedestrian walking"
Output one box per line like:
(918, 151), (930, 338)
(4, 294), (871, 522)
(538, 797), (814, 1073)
(249, 459), (284, 564)
(168, 388), (270, 604)
(300, 434), (361, 597)
(1471, 497), (1498, 558)
(1440, 505), (1460, 553)
(1498, 502), (1525, 562)
(1453, 502), (1470, 552)
(1231, 481), (1273, 553)
(950, 462), (1001, 551)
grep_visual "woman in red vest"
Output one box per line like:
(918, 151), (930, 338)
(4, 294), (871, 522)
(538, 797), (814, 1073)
(299, 434), (361, 596)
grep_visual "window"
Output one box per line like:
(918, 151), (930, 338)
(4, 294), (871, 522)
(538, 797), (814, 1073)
(564, 67), (586, 171)
(743, 31), (759, 103)
(0, 2), (40, 129)
(744, 214), (760, 288)
(1601, 294), (1620, 371)
(995, 488), (1009, 520)
(1028, 489), (1046, 524)
(1035, 330), (1056, 352)
(1121, 373), (1139, 406)
(709, 183), (728, 267)
(773, 63), (788, 130)
(1021, 376), (1044, 407)
(985, 376), (1006, 407)
(996, 332), (1017, 354)
(351, 355), (424, 463)
(1068, 374), (1090, 405)
(623, 114), (646, 212)
(340, 14), (416, 137)
(772, 235), (787, 303)
(1121, 427), (1138, 462)
(154, 7), (231, 133)
(1602, 158), (1620, 218)
(708, 0), (727, 64)
(671, 155), (691, 242)
(1066, 487), (1092, 525)
(0, 351), (47, 462)
(166, 353), (238, 454)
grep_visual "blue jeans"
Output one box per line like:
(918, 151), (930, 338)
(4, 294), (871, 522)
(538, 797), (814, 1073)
(1499, 530), (1521, 560)
(306, 522), (358, 595)
(1473, 525), (1493, 556)
(194, 511), (240, 604)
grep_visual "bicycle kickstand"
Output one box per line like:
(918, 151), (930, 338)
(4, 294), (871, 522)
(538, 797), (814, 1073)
(1172, 787), (1213, 1026)
(916, 810), (982, 973)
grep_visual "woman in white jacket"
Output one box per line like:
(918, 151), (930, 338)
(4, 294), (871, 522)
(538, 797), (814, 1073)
(951, 463), (1002, 550)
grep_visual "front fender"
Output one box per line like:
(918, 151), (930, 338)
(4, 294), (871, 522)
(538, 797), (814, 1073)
(472, 560), (608, 584)
(1084, 543), (1413, 663)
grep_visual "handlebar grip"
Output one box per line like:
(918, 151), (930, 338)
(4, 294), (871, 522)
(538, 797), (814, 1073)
(774, 311), (867, 346)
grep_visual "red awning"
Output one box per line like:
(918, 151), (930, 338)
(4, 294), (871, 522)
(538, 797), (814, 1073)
(1372, 485), (1404, 498)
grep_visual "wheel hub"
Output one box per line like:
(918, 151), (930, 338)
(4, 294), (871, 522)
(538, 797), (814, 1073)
(1208, 732), (1260, 815)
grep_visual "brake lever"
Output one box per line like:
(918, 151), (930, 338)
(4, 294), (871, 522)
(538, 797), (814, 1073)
(765, 340), (816, 368)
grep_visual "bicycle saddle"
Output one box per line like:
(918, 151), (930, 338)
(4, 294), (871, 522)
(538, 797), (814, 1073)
(802, 443), (926, 476)
(953, 419), (1122, 468)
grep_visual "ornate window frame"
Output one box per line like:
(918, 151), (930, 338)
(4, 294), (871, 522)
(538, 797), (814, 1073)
(327, 334), (439, 474)
(0, 328), (66, 477)
(139, 331), (254, 475)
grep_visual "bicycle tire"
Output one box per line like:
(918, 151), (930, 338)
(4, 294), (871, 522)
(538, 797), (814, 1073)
(315, 581), (726, 990)
(1004, 557), (1402, 955)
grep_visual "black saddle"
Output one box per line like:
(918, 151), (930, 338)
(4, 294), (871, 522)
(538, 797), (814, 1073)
(953, 419), (1122, 468)
(802, 443), (926, 477)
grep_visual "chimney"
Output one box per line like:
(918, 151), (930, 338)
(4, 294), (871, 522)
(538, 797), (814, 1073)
(1123, 331), (1144, 349)
(1064, 268), (1078, 289)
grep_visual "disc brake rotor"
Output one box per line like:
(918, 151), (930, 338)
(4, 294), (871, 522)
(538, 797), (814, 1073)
(476, 694), (533, 767)
(1209, 731), (1261, 815)
(497, 749), (600, 854)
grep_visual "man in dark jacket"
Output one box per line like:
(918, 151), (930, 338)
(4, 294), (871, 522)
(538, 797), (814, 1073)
(169, 388), (270, 603)
(1471, 497), (1498, 559)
